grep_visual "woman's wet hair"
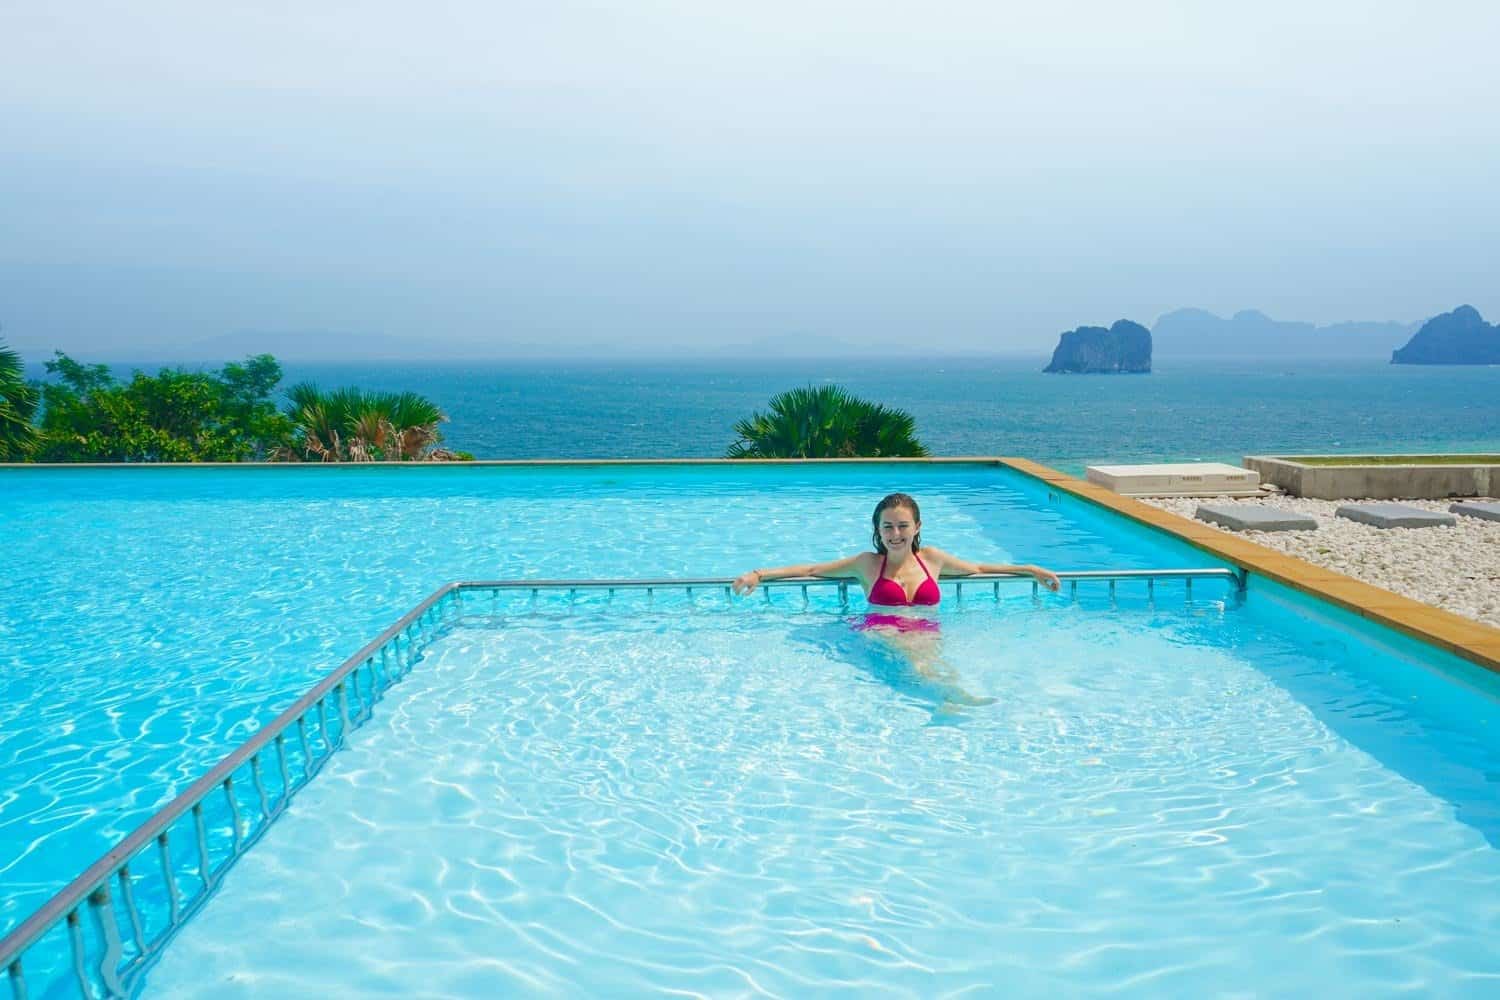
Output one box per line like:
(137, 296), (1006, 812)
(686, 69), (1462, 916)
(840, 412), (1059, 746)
(872, 493), (922, 553)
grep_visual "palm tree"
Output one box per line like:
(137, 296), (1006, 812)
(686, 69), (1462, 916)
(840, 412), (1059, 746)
(726, 384), (928, 459)
(0, 339), (40, 460)
(381, 391), (446, 460)
(283, 383), (448, 461)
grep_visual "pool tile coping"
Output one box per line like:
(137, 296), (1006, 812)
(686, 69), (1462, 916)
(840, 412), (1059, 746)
(999, 457), (1500, 674)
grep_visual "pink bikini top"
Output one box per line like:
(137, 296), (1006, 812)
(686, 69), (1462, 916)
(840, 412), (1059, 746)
(867, 553), (941, 607)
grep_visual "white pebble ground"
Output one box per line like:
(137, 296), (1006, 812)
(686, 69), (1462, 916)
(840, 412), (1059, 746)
(1140, 495), (1500, 629)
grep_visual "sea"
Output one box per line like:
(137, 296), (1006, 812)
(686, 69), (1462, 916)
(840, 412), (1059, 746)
(21, 357), (1500, 473)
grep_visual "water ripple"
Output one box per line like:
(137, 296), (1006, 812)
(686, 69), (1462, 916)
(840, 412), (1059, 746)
(146, 609), (1500, 997)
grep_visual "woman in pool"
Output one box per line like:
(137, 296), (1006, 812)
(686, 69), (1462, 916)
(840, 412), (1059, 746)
(731, 492), (1062, 605)
(733, 493), (1062, 710)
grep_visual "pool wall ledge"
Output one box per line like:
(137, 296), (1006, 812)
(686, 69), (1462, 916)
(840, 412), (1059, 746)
(1245, 454), (1498, 500)
(999, 457), (1500, 674)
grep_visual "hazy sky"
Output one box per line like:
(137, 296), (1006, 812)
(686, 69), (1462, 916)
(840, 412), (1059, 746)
(3, 1), (1497, 359)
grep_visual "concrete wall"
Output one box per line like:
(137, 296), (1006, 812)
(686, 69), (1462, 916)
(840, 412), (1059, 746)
(1244, 456), (1496, 500)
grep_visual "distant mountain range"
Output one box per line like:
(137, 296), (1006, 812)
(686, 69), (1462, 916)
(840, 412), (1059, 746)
(164, 313), (1437, 362)
(163, 329), (492, 362)
(152, 328), (868, 362)
(8, 310), (1461, 364)
(1151, 309), (1418, 360)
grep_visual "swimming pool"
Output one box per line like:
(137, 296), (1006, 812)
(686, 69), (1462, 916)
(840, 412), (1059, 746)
(5, 463), (1500, 995)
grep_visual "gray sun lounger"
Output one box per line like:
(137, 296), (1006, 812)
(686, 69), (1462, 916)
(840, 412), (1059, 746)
(1335, 502), (1458, 528)
(1449, 501), (1500, 523)
(1195, 504), (1318, 532)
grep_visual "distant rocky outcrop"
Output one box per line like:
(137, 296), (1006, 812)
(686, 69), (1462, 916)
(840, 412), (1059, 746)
(1391, 305), (1500, 365)
(1152, 308), (1416, 359)
(1043, 320), (1151, 374)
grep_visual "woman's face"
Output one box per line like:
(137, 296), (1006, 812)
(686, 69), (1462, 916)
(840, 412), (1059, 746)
(878, 505), (919, 554)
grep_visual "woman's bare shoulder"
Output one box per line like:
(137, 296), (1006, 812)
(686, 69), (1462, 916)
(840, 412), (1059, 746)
(920, 546), (969, 573)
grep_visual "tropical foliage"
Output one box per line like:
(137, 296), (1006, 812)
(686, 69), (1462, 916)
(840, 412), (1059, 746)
(0, 339), (41, 460)
(282, 383), (449, 461)
(33, 353), (295, 462)
(4, 347), (460, 463)
(726, 384), (929, 459)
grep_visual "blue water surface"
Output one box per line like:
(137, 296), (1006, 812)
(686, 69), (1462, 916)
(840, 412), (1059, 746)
(147, 579), (1500, 997)
(6, 463), (1500, 997)
(1, 463), (1204, 939)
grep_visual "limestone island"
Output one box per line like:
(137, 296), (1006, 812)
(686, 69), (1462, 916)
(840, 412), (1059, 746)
(1391, 305), (1500, 365)
(1044, 319), (1152, 373)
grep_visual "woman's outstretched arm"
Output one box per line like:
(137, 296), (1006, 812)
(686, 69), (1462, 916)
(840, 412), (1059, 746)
(732, 553), (869, 595)
(921, 546), (1062, 592)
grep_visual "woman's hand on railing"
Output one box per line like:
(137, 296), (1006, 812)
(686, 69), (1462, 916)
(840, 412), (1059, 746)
(732, 570), (763, 596)
(1030, 566), (1062, 592)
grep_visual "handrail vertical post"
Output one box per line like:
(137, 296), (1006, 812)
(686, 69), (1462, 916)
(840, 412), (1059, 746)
(223, 778), (242, 852)
(317, 699), (332, 753)
(157, 832), (180, 926)
(191, 803), (211, 887)
(116, 865), (147, 958)
(274, 734), (291, 802)
(64, 910), (89, 999)
(336, 683), (350, 745)
(297, 715), (313, 778)
(250, 754), (271, 821)
(87, 885), (125, 998)
(8, 958), (27, 1000)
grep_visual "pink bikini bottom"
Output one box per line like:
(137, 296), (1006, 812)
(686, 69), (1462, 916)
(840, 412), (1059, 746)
(857, 613), (941, 634)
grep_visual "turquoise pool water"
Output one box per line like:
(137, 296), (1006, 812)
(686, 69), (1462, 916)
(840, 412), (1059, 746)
(147, 585), (1500, 997)
(6, 465), (1500, 996)
(1, 464), (1196, 937)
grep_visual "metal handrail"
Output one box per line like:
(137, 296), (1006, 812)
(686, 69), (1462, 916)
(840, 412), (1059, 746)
(1, 584), (462, 999)
(461, 568), (1241, 589)
(1, 565), (1243, 997)
(457, 568), (1246, 604)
